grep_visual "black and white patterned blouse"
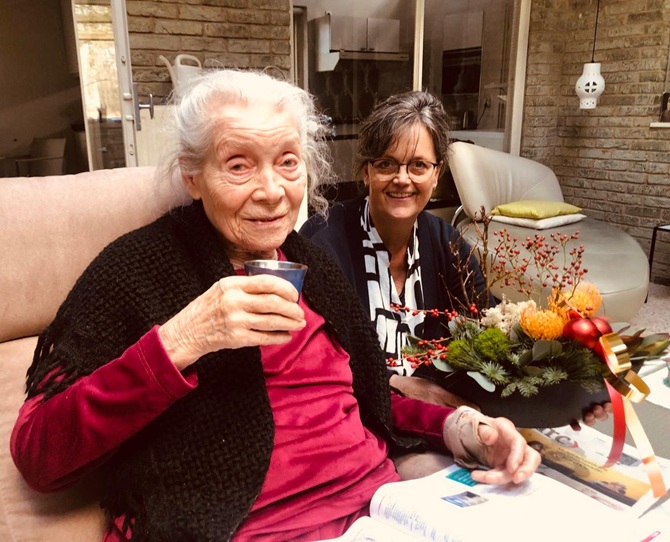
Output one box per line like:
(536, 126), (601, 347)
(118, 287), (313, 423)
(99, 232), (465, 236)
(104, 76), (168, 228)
(360, 197), (426, 375)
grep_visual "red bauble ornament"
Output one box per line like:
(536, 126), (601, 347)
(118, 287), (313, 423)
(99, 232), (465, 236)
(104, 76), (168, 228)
(591, 317), (612, 336)
(563, 318), (601, 349)
(590, 318), (612, 359)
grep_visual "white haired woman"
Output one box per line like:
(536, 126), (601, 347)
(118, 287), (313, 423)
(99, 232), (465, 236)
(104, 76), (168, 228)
(11, 69), (539, 541)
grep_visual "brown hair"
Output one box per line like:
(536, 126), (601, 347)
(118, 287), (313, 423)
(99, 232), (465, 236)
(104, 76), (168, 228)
(354, 91), (450, 180)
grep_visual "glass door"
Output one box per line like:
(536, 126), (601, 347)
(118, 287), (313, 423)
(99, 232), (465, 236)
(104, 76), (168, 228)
(421, 0), (530, 154)
(302, 0), (529, 189)
(71, 0), (167, 169)
(422, 0), (514, 152)
(71, 0), (128, 170)
(305, 0), (416, 185)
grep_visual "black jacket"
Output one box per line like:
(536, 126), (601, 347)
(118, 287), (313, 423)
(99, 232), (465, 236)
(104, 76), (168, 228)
(28, 200), (425, 541)
(300, 196), (490, 343)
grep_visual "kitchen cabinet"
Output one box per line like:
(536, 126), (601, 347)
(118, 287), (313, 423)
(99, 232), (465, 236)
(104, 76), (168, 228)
(328, 15), (367, 52)
(315, 13), (408, 71)
(367, 17), (401, 53)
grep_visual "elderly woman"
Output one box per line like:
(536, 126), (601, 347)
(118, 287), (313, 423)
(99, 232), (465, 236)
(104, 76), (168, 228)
(11, 70), (539, 541)
(300, 91), (610, 426)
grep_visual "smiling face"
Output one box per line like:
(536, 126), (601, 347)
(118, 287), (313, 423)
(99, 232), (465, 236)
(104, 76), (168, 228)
(182, 101), (307, 267)
(363, 123), (441, 231)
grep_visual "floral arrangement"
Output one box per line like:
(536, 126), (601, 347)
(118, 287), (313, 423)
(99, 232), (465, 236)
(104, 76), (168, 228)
(393, 211), (669, 398)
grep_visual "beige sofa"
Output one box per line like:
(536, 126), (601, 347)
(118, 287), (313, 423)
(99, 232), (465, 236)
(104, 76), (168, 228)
(0, 167), (189, 540)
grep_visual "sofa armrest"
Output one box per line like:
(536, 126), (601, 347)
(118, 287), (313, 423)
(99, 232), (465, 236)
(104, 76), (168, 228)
(0, 166), (190, 343)
(0, 337), (106, 541)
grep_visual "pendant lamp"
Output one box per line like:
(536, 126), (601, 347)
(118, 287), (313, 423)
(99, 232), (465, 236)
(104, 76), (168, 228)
(575, 0), (605, 109)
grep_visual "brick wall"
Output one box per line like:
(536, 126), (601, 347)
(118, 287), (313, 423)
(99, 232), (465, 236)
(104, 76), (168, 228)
(523, 0), (670, 286)
(127, 0), (291, 101)
(122, 0), (670, 284)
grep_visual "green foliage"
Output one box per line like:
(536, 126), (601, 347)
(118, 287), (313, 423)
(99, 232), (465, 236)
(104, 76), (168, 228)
(531, 340), (563, 360)
(400, 313), (664, 398)
(473, 328), (510, 362)
(402, 342), (428, 357)
(537, 366), (569, 385)
(449, 317), (481, 341)
(401, 318), (615, 398)
(478, 360), (509, 385)
(443, 338), (477, 370)
(514, 378), (541, 398)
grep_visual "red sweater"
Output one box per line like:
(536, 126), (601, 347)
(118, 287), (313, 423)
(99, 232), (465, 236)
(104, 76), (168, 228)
(11, 296), (451, 541)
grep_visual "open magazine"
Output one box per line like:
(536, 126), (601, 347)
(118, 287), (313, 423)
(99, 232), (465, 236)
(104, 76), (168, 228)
(319, 465), (667, 542)
(519, 425), (670, 516)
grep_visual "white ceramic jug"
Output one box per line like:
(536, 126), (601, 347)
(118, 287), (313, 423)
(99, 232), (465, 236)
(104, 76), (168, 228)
(158, 54), (203, 99)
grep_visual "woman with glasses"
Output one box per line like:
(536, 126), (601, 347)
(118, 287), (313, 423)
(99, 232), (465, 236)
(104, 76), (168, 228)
(301, 91), (611, 426)
(300, 91), (486, 406)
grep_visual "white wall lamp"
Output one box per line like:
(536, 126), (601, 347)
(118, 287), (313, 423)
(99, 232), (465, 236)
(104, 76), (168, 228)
(575, 0), (605, 109)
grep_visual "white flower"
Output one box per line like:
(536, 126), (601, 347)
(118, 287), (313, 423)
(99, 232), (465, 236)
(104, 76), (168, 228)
(481, 296), (536, 335)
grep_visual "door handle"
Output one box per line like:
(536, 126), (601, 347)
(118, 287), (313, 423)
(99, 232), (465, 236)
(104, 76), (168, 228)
(132, 83), (154, 131)
(139, 94), (154, 118)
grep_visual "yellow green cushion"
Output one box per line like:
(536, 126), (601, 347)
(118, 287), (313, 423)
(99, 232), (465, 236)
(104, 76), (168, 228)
(490, 200), (582, 219)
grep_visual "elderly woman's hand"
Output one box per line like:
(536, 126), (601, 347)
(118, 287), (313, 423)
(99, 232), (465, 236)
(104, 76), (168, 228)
(159, 274), (306, 370)
(443, 406), (541, 486)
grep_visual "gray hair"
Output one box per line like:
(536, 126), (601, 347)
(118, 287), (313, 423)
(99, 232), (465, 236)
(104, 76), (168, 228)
(160, 68), (335, 215)
(354, 91), (450, 180)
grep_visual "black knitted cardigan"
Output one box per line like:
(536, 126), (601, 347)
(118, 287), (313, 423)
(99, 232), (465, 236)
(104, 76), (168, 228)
(25, 201), (426, 541)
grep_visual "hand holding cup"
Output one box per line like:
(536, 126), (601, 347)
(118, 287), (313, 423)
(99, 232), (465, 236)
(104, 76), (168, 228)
(244, 260), (308, 300)
(159, 266), (306, 370)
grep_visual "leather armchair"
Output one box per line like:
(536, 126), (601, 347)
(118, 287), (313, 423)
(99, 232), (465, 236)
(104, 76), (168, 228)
(448, 141), (649, 323)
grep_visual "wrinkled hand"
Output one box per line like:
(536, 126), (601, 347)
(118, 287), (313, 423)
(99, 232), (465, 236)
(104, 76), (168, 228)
(443, 406), (540, 485)
(570, 402), (612, 431)
(389, 375), (479, 410)
(159, 274), (306, 370)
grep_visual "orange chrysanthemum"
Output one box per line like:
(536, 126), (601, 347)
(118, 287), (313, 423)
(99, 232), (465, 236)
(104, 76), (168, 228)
(565, 282), (602, 318)
(549, 281), (602, 319)
(520, 304), (567, 340)
(547, 295), (570, 319)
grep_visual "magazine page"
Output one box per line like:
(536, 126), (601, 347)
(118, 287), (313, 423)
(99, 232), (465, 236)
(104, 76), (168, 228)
(316, 516), (418, 542)
(520, 425), (670, 515)
(366, 465), (664, 542)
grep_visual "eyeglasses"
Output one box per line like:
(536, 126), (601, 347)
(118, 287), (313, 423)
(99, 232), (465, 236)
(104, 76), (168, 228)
(369, 159), (440, 182)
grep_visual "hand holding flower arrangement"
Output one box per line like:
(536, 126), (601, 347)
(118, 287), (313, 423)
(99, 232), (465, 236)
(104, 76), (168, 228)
(395, 209), (669, 496)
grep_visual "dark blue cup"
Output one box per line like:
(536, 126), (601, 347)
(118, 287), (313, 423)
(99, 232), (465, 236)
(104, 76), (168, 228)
(244, 260), (308, 297)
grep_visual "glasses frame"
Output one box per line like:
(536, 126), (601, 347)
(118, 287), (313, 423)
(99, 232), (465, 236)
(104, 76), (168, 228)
(369, 158), (440, 183)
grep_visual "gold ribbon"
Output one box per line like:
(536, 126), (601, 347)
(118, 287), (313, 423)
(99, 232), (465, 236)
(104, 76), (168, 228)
(600, 333), (650, 403)
(598, 333), (666, 498)
(539, 299), (665, 497)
